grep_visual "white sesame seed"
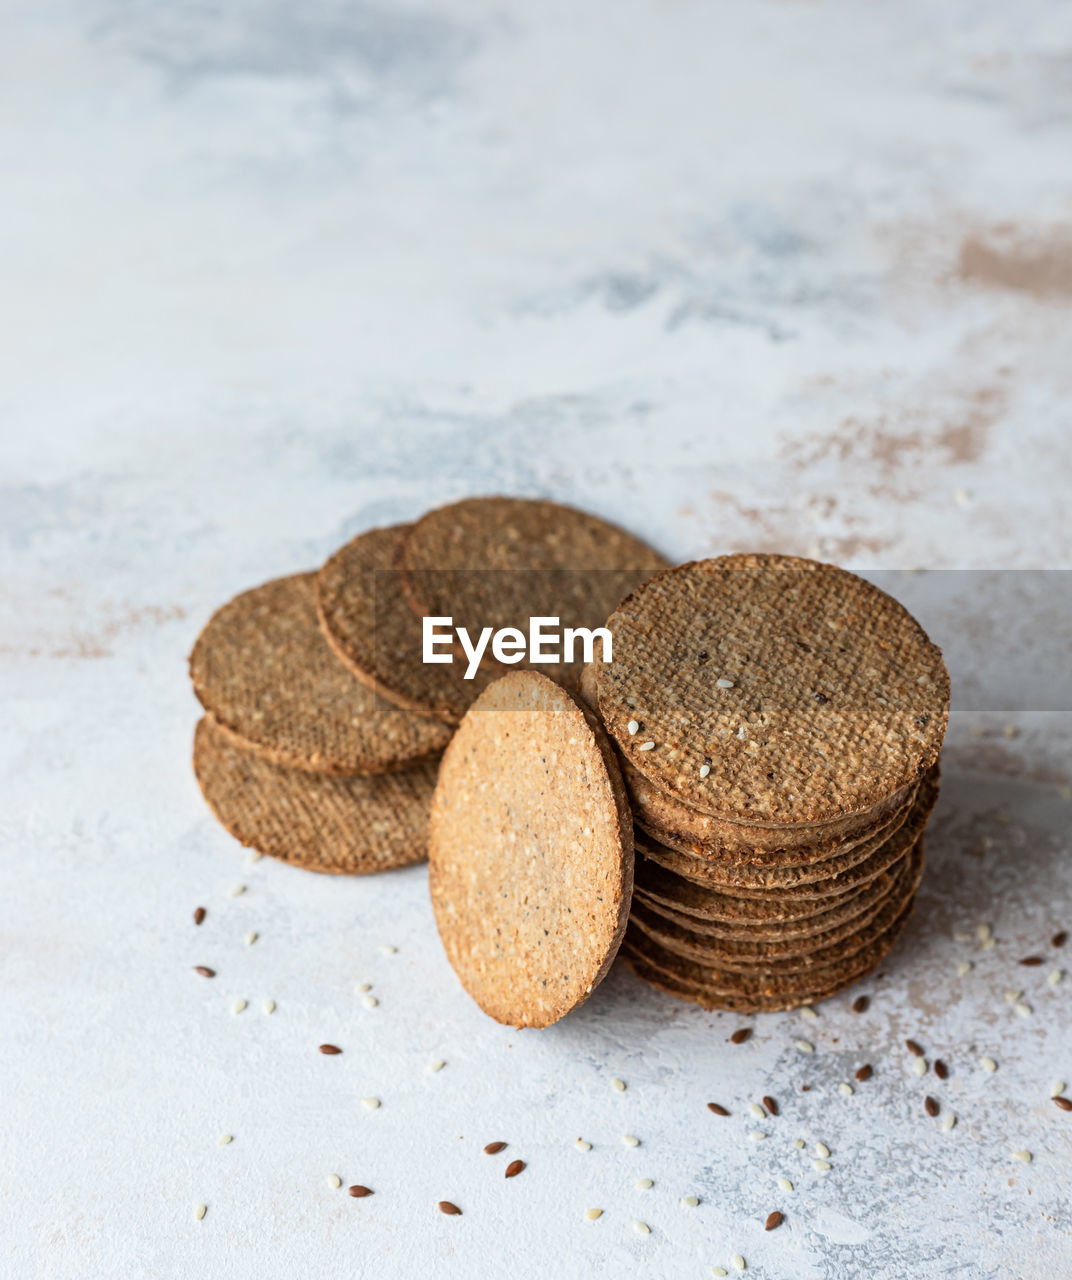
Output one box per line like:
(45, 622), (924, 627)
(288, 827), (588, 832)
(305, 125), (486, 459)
(1049, 969), (1063, 987)
(585, 1208), (602, 1221)
(778, 1177), (793, 1192)
(732, 1254), (746, 1272)
(232, 999), (247, 1015)
(956, 961), (972, 977)
(699, 764), (711, 778)
(716, 678), (735, 689)
(327, 1174), (342, 1189)
(574, 1139), (592, 1152)
(1014, 1001), (1033, 1018)
(638, 741), (655, 752)
(941, 1113), (956, 1132)
(263, 999), (275, 1014)
(1004, 989), (1022, 1003)
(748, 1103), (765, 1119)
(217, 1134), (232, 1146)
(736, 726), (747, 740)
(1050, 1081), (1066, 1099)
(799, 1005), (818, 1021)
(627, 720), (639, 735)
(712, 1269), (728, 1278)
(362, 994), (378, 1009)
(954, 931), (973, 943)
(793, 1138), (805, 1149)
(244, 931), (257, 946)
(229, 885), (246, 898)
(749, 1130), (766, 1142)
(681, 1196), (699, 1207)
(1012, 1149), (1032, 1163)
(814, 1142), (830, 1159)
(980, 1056), (998, 1073)
(429, 1059), (446, 1073)
(813, 1160), (832, 1173)
(912, 1057), (927, 1077)
(634, 1221), (651, 1235)
(247, 851), (263, 863)
(379, 944), (397, 955)
(622, 1134), (640, 1147)
(795, 1039), (814, 1054)
(611, 1077), (627, 1092)
(980, 936), (996, 950)
(838, 1082), (854, 1097)
(976, 923), (992, 942)
(355, 982), (371, 993)
(954, 487), (972, 507)
(635, 1177), (653, 1190)
(362, 1097), (381, 1110)
(193, 1203), (207, 1221)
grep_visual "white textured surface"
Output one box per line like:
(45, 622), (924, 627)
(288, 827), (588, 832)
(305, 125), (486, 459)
(3, 2), (1072, 1277)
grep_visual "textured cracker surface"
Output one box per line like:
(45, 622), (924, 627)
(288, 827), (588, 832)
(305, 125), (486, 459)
(599, 555), (950, 823)
(428, 671), (632, 1029)
(190, 572), (449, 772)
(193, 717), (436, 874)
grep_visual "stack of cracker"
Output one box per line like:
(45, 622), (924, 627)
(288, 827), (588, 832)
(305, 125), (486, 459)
(190, 498), (665, 875)
(587, 554), (950, 1014)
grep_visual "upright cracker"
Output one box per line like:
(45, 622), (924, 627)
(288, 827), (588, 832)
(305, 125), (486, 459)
(193, 717), (436, 874)
(190, 571), (449, 773)
(317, 524), (490, 725)
(598, 554), (949, 823)
(428, 671), (633, 1029)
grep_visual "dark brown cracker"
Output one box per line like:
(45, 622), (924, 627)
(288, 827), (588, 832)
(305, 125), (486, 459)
(317, 524), (489, 725)
(598, 554), (949, 823)
(399, 497), (668, 690)
(193, 717), (435, 874)
(634, 766), (938, 897)
(428, 671), (633, 1029)
(190, 571), (449, 773)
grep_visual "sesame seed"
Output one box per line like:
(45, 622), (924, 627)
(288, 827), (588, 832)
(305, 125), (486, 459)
(813, 1160), (831, 1173)
(634, 1221), (651, 1235)
(1014, 1002), (1033, 1018)
(976, 923), (992, 943)
(954, 931), (973, 943)
(793, 1138), (805, 1149)
(611, 1077), (627, 1092)
(980, 1056), (998, 1073)
(941, 1113), (956, 1132)
(1051, 1081), (1066, 1098)
(838, 1082), (853, 1097)
(748, 1103), (765, 1120)
(193, 1203), (207, 1222)
(712, 1269), (728, 1278)
(193, 907), (206, 926)
(263, 1000), (275, 1014)
(355, 982), (371, 993)
(327, 1174), (341, 1189)
(232, 999), (247, 1015)
(638, 741), (655, 752)
(379, 944), (397, 955)
(795, 1040), (814, 1054)
(430, 1059), (446, 1072)
(956, 961), (972, 977)
(636, 1178), (653, 1190)
(716, 678), (735, 689)
(814, 1142), (830, 1159)
(361, 1097), (380, 1110)
(1049, 970), (1063, 987)
(585, 1208), (602, 1221)
(1004, 989), (1022, 1003)
(1012, 1150), (1032, 1163)
(247, 851), (263, 862)
(732, 1253), (746, 1271)
(981, 936), (996, 950)
(681, 1196), (700, 1208)
(229, 885), (246, 898)
(799, 1006), (818, 1022)
(622, 1134), (640, 1147)
(217, 1134), (232, 1146)
(575, 1139), (592, 1152)
(749, 1131), (766, 1142)
(362, 994), (378, 1009)
(699, 764), (711, 778)
(627, 720), (639, 735)
(778, 1177), (793, 1192)
(911, 1058), (927, 1077)
(244, 932), (257, 946)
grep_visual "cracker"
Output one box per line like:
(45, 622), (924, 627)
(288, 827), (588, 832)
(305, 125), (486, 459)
(193, 717), (436, 874)
(317, 524), (488, 725)
(190, 571), (449, 773)
(597, 554), (949, 823)
(428, 671), (633, 1029)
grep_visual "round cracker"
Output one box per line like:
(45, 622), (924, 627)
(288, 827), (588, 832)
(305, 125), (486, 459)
(193, 717), (436, 874)
(317, 524), (492, 725)
(598, 554), (949, 824)
(190, 571), (449, 773)
(428, 670), (633, 1029)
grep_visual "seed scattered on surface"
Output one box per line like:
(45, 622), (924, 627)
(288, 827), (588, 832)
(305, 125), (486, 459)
(730, 1028), (752, 1045)
(193, 907), (206, 926)
(327, 1174), (341, 1189)
(1004, 989), (1022, 1003)
(1050, 1081), (1066, 1098)
(749, 1130), (766, 1142)
(712, 1269), (728, 1277)
(585, 1208), (602, 1221)
(263, 1000), (275, 1014)
(855, 1064), (873, 1082)
(362, 994), (379, 1009)
(765, 1211), (783, 1231)
(1012, 1150), (1032, 1163)
(795, 1039), (814, 1054)
(681, 1195), (700, 1207)
(1020, 956), (1043, 966)
(349, 1185), (373, 1198)
(1053, 931), (1068, 948)
(912, 1057), (927, 1077)
(732, 1253), (746, 1271)
(716, 678), (735, 689)
(636, 1177), (653, 1190)
(232, 999), (247, 1015)
(813, 1160), (832, 1173)
(934, 1060), (949, 1080)
(799, 1005), (818, 1021)
(1049, 969), (1063, 987)
(852, 996), (869, 1013)
(430, 1059), (446, 1073)
(634, 1221), (651, 1235)
(941, 1113), (956, 1132)
(484, 1141), (507, 1154)
(623, 1134), (640, 1147)
(319, 1044), (342, 1055)
(229, 885), (246, 898)
(627, 720), (639, 735)
(355, 982), (371, 993)
(980, 1056), (998, 1073)
(380, 944), (397, 955)
(194, 966), (215, 978)
(778, 1177), (793, 1191)
(244, 931), (258, 947)
(762, 1096), (779, 1116)
(574, 1139), (592, 1151)
(438, 1201), (462, 1215)
(924, 1096), (939, 1117)
(247, 850), (263, 863)
(814, 1142), (830, 1159)
(976, 923), (992, 943)
(748, 1103), (765, 1120)
(793, 1138), (805, 1149)
(1054, 1096), (1072, 1112)
(699, 764), (711, 778)
(638, 741), (655, 752)
(611, 1077), (627, 1092)
(362, 1097), (380, 1110)
(193, 1203), (207, 1221)
(505, 1160), (525, 1178)
(905, 1039), (924, 1057)
(707, 1103), (730, 1116)
(838, 1082), (853, 1097)
(956, 961), (972, 977)
(1014, 1002), (1033, 1018)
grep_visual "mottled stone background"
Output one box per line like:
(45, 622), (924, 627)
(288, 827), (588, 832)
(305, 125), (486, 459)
(2, 2), (1071, 1277)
